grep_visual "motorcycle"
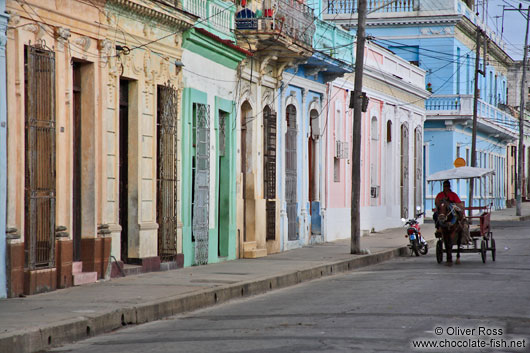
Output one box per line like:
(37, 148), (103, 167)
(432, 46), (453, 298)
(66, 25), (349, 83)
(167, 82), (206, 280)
(402, 207), (428, 256)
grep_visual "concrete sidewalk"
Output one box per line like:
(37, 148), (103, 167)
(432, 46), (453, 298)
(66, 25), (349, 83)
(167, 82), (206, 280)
(0, 204), (528, 353)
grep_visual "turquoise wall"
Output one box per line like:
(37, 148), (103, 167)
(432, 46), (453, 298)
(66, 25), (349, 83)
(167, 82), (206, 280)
(181, 89), (237, 266)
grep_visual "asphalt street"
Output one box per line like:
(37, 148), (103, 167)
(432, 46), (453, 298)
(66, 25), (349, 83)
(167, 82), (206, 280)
(48, 221), (530, 353)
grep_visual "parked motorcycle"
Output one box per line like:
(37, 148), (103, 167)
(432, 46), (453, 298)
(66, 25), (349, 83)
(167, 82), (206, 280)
(402, 207), (428, 256)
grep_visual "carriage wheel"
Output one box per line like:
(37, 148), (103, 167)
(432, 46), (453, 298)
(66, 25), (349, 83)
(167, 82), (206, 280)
(490, 234), (496, 262)
(480, 239), (487, 263)
(436, 239), (443, 264)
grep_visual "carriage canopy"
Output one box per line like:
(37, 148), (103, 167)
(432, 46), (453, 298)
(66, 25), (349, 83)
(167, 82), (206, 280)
(427, 166), (495, 182)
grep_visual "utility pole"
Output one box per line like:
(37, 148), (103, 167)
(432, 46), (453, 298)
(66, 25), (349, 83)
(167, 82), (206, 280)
(469, 28), (484, 215)
(351, 0), (367, 254)
(517, 6), (530, 216)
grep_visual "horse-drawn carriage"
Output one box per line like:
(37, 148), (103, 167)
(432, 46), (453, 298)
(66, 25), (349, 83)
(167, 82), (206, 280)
(427, 166), (496, 265)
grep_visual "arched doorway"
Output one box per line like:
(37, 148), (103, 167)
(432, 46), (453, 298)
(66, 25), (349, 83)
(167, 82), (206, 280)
(285, 104), (298, 241)
(309, 109), (318, 204)
(400, 123), (409, 218)
(241, 101), (254, 243)
(414, 127), (422, 210)
(370, 116), (379, 205)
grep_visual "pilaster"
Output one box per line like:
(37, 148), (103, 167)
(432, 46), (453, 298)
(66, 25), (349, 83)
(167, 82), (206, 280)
(0, 3), (8, 298)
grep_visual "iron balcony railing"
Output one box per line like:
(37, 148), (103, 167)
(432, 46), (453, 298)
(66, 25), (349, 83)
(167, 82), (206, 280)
(326, 0), (416, 15)
(181, 0), (236, 40)
(235, 0), (316, 47)
(426, 94), (518, 134)
(324, 0), (507, 54)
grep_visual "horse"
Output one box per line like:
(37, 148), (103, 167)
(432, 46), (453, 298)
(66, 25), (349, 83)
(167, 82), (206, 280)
(436, 200), (465, 266)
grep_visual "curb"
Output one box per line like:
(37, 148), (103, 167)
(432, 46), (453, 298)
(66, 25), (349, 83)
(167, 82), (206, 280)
(491, 215), (530, 222)
(0, 243), (422, 353)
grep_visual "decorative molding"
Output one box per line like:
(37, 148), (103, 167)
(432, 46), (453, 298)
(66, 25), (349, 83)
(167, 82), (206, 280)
(262, 89), (273, 108)
(24, 23), (40, 34)
(55, 27), (71, 51)
(420, 27), (453, 35)
(74, 36), (91, 52)
(305, 65), (327, 77)
(157, 55), (172, 81)
(7, 12), (20, 27)
(143, 49), (152, 76)
(99, 38), (113, 64)
(143, 23), (154, 39)
(56, 27), (71, 41)
(174, 34), (182, 47)
(240, 82), (251, 101)
(301, 88), (307, 103)
(131, 51), (143, 75)
(260, 55), (277, 77)
(107, 0), (194, 31)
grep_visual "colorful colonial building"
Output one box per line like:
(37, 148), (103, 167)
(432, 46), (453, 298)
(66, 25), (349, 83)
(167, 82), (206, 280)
(234, 0), (316, 257)
(3, 0), (195, 297)
(180, 0), (248, 266)
(325, 0), (518, 211)
(323, 43), (428, 240)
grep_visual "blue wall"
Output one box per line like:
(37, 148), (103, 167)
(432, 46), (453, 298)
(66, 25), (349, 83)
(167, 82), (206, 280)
(368, 25), (508, 101)
(368, 21), (510, 212)
(424, 122), (507, 212)
(0, 0), (8, 298)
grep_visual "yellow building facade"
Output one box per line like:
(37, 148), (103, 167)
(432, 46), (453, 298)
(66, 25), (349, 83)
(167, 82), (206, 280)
(4, 0), (193, 296)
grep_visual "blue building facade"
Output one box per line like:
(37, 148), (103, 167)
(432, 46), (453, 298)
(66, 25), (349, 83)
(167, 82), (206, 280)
(324, 0), (518, 212)
(0, 0), (8, 298)
(277, 18), (353, 249)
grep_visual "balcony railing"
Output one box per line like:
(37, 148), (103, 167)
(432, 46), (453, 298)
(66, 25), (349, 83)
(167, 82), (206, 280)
(182, 0), (235, 41)
(326, 0), (416, 15)
(323, 0), (506, 53)
(426, 95), (518, 134)
(235, 0), (315, 47)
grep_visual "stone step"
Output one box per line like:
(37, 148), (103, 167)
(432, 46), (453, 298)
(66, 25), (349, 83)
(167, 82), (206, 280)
(243, 248), (267, 259)
(72, 261), (83, 274)
(73, 271), (98, 286)
(243, 241), (257, 251)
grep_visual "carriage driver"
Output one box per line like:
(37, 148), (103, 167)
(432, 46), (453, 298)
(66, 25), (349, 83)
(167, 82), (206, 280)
(433, 180), (464, 236)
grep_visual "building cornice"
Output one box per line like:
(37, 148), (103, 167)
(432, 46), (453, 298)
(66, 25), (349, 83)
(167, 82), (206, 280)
(337, 14), (462, 29)
(456, 17), (514, 66)
(108, 0), (196, 30)
(338, 12), (514, 67)
(364, 65), (430, 100)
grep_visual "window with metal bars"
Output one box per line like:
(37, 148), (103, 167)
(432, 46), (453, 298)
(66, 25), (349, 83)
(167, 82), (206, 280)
(156, 83), (179, 262)
(263, 108), (276, 240)
(24, 42), (56, 269)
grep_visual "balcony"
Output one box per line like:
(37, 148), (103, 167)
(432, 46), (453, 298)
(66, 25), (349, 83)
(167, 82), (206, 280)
(426, 95), (518, 137)
(182, 0), (236, 41)
(325, 0), (416, 15)
(323, 0), (507, 53)
(235, 0), (315, 53)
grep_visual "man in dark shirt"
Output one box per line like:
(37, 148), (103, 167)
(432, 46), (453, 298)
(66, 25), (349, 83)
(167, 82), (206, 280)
(435, 180), (462, 206)
(434, 180), (463, 236)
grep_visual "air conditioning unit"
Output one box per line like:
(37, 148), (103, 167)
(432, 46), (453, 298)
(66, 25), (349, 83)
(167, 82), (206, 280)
(370, 186), (380, 198)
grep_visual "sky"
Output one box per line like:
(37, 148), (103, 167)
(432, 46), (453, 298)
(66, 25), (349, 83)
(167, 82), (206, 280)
(485, 0), (529, 60)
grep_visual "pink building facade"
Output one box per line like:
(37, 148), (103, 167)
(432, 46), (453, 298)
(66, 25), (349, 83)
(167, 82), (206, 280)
(322, 44), (429, 241)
